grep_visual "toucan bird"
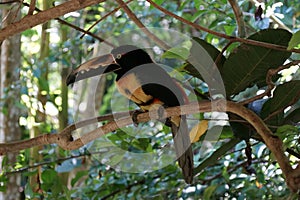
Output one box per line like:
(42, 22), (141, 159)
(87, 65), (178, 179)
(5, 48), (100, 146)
(66, 45), (193, 183)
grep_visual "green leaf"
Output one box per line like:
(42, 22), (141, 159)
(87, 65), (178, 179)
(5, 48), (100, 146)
(150, 0), (164, 9)
(131, 138), (151, 151)
(256, 172), (265, 183)
(41, 169), (57, 184)
(109, 154), (124, 166)
(162, 47), (189, 60)
(224, 25), (236, 35)
(194, 138), (241, 174)
(38, 77), (50, 93)
(190, 10), (206, 22)
(284, 107), (300, 124)
(192, 37), (226, 69)
(221, 29), (292, 96)
(23, 29), (38, 38)
(261, 80), (300, 124)
(24, 183), (34, 199)
(208, 125), (234, 139)
(194, 0), (201, 9)
(183, 37), (226, 80)
(288, 30), (300, 50)
(203, 185), (217, 200)
(71, 171), (88, 187)
(277, 124), (298, 133)
(230, 121), (253, 140)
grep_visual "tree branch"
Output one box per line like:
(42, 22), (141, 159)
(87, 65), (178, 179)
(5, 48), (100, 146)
(27, 0), (36, 15)
(80, 0), (134, 39)
(21, 2), (112, 45)
(146, 0), (300, 54)
(240, 60), (300, 105)
(0, 99), (298, 191)
(0, 0), (18, 4)
(115, 0), (170, 50)
(228, 0), (247, 37)
(0, 0), (105, 42)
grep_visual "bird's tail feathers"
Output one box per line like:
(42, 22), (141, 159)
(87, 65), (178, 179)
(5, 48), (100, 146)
(171, 115), (194, 184)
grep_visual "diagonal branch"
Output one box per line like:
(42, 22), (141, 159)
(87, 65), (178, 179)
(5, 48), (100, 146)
(21, 2), (112, 45)
(80, 0), (134, 39)
(115, 0), (170, 50)
(0, 0), (105, 42)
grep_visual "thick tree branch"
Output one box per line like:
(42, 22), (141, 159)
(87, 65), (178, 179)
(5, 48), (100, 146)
(0, 0), (18, 4)
(0, 0), (105, 42)
(0, 99), (299, 191)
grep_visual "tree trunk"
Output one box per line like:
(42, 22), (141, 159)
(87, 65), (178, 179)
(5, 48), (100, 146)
(0, 3), (22, 200)
(28, 0), (51, 194)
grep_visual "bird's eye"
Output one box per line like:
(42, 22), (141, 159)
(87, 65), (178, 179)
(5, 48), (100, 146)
(116, 54), (122, 59)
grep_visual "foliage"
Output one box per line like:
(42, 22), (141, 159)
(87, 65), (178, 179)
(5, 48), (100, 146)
(1, 0), (300, 199)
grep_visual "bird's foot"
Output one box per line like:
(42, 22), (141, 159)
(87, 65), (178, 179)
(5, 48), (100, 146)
(131, 109), (144, 127)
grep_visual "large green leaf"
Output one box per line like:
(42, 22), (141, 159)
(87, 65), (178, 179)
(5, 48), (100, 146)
(284, 107), (300, 124)
(288, 30), (300, 50)
(183, 37), (226, 79)
(221, 29), (292, 96)
(194, 138), (241, 174)
(192, 37), (226, 69)
(261, 80), (300, 125)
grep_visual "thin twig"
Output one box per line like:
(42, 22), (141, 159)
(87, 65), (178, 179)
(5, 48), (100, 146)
(146, 0), (300, 54)
(228, 0), (246, 37)
(116, 0), (170, 50)
(27, 0), (36, 15)
(5, 152), (90, 175)
(240, 60), (300, 105)
(215, 40), (234, 69)
(286, 148), (300, 159)
(200, 159), (269, 184)
(21, 2), (114, 46)
(264, 93), (300, 121)
(80, 0), (134, 39)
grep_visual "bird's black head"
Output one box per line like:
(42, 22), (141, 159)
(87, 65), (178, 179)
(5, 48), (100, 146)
(66, 45), (153, 86)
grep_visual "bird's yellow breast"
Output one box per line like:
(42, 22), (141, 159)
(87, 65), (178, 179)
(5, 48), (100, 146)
(116, 73), (163, 111)
(116, 72), (180, 126)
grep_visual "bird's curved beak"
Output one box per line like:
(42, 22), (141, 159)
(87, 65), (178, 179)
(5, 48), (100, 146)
(66, 53), (120, 86)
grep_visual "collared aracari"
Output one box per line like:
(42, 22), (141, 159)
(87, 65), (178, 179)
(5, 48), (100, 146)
(66, 45), (193, 183)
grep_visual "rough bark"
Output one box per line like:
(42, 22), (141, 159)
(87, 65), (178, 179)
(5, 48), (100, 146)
(0, 3), (22, 200)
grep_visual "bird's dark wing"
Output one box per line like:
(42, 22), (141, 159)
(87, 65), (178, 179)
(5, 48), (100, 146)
(133, 63), (194, 183)
(136, 64), (184, 106)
